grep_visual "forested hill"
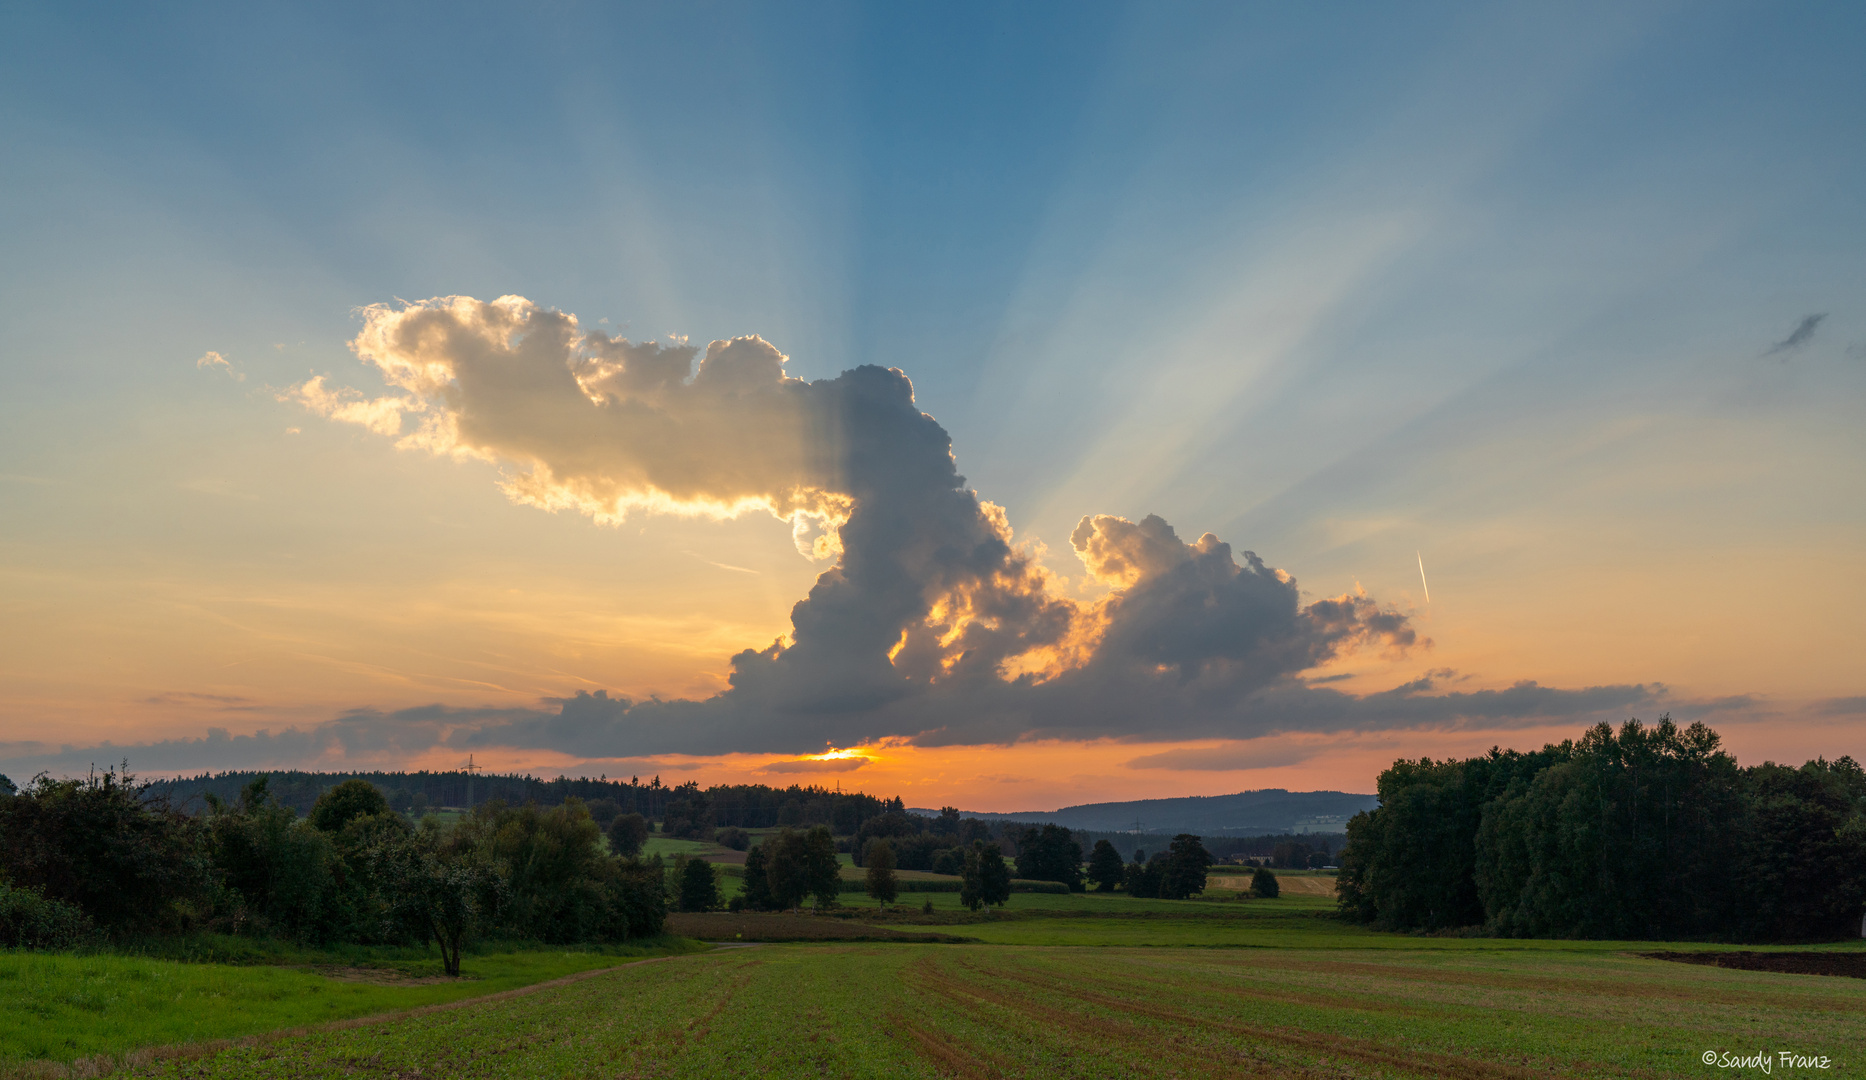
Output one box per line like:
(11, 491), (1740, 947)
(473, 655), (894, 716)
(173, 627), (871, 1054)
(911, 789), (1377, 834)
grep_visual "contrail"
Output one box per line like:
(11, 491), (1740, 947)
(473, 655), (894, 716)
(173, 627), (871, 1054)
(1417, 552), (1430, 604)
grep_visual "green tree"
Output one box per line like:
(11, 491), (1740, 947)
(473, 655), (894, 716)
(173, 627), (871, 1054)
(678, 856), (721, 912)
(740, 842), (776, 911)
(959, 845), (984, 911)
(865, 839), (899, 906)
(608, 812), (649, 857)
(977, 840), (1012, 908)
(1250, 866), (1279, 899)
(307, 779), (390, 833)
(803, 825), (843, 909)
(1161, 834), (1213, 900)
(1124, 858), (1162, 899)
(377, 821), (504, 977)
(765, 828), (810, 910)
(205, 776), (350, 942)
(1013, 824), (1084, 891)
(1087, 839), (1124, 892)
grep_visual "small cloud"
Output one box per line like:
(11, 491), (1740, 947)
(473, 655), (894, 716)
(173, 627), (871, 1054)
(285, 427), (301, 435)
(1125, 740), (1320, 771)
(142, 691), (262, 711)
(272, 343), (285, 351)
(196, 351), (245, 381)
(1765, 313), (1825, 357)
(1814, 695), (1866, 717)
(685, 551), (758, 575)
(760, 756), (868, 773)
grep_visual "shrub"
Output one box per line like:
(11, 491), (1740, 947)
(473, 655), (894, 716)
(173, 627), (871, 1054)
(0, 880), (94, 949)
(715, 826), (751, 851)
(1251, 867), (1280, 899)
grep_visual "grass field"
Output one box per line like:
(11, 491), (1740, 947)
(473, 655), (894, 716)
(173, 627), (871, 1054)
(8, 887), (1865, 1078)
(74, 938), (1866, 1079)
(0, 940), (701, 1069)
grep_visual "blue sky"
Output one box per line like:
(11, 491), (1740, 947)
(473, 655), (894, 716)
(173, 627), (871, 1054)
(2, 3), (1862, 803)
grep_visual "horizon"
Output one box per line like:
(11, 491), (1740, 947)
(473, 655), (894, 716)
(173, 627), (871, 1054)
(3, 4), (1863, 812)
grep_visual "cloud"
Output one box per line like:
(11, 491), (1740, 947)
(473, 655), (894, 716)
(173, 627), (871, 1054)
(1815, 696), (1866, 717)
(256, 293), (1685, 761)
(1765, 313), (1825, 356)
(1125, 740), (1321, 771)
(196, 350), (244, 381)
(760, 756), (868, 774)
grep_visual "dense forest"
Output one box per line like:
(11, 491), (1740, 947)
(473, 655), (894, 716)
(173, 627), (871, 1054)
(1336, 718), (1866, 941)
(0, 770), (665, 971)
(143, 771), (901, 833)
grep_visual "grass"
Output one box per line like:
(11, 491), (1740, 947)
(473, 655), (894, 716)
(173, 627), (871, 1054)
(11, 887), (1865, 1077)
(0, 939), (701, 1067)
(84, 940), (1866, 1078)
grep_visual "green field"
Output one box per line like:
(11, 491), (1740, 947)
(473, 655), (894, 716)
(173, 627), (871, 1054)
(6, 890), (1864, 1078)
(0, 940), (701, 1070)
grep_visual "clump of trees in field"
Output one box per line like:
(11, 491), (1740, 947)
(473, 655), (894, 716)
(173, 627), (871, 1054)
(0, 770), (667, 969)
(734, 826), (843, 912)
(1336, 719), (1866, 941)
(1121, 835), (1215, 899)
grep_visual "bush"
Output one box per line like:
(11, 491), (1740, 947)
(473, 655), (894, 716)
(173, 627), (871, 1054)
(1251, 867), (1280, 899)
(0, 880), (94, 949)
(0, 767), (209, 933)
(715, 827), (751, 851)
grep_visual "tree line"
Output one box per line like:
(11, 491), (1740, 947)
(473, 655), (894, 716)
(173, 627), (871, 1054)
(143, 772), (900, 836)
(0, 770), (666, 970)
(1335, 719), (1866, 941)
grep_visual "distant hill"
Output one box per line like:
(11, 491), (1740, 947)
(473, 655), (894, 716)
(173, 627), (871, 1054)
(910, 788), (1376, 836)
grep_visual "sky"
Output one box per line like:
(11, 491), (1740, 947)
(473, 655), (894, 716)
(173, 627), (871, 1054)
(1, 2), (1862, 810)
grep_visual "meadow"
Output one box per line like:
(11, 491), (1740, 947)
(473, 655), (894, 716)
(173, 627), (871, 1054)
(7, 886), (1863, 1079)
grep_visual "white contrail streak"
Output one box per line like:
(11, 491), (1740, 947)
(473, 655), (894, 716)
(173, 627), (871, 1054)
(1417, 551), (1430, 604)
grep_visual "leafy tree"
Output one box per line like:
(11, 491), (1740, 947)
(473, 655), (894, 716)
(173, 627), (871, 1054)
(1160, 834), (1213, 900)
(1271, 841), (1312, 870)
(678, 856), (721, 912)
(205, 776), (349, 941)
(307, 779), (390, 833)
(803, 825), (843, 909)
(715, 826), (751, 851)
(0, 774), (15, 798)
(377, 823), (504, 977)
(865, 839), (899, 906)
(1014, 824), (1084, 891)
(930, 847), (963, 876)
(1124, 858), (1162, 899)
(740, 842), (776, 911)
(608, 812), (649, 857)
(976, 840), (1012, 908)
(959, 845), (984, 911)
(1087, 839), (1124, 892)
(1250, 866), (1279, 899)
(0, 766), (209, 933)
(1739, 757), (1866, 940)
(456, 799), (612, 943)
(585, 798), (623, 827)
(765, 828), (811, 910)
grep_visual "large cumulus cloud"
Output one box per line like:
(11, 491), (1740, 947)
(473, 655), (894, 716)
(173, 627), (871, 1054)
(271, 294), (1634, 758)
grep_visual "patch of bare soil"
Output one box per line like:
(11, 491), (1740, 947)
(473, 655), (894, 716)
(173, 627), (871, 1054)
(666, 912), (974, 943)
(308, 966), (461, 985)
(1644, 951), (1866, 979)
